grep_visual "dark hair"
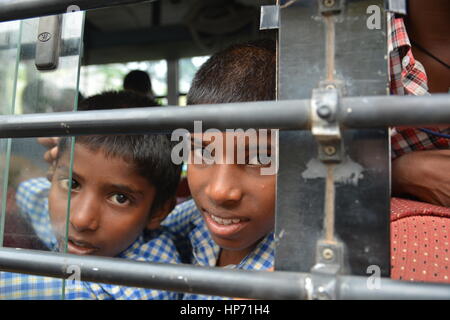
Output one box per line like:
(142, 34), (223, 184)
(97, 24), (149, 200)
(123, 70), (153, 97)
(57, 91), (181, 214)
(187, 39), (276, 105)
(78, 90), (159, 110)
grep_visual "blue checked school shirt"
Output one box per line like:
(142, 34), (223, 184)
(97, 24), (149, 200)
(0, 177), (181, 300)
(162, 199), (275, 300)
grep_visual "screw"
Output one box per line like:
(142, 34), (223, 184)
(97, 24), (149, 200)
(322, 248), (334, 260)
(323, 146), (336, 156)
(323, 0), (336, 8)
(317, 104), (332, 119)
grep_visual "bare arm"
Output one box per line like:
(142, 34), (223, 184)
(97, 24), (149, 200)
(392, 149), (450, 207)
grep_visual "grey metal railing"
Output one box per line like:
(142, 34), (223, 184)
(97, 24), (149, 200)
(0, 93), (449, 299)
(0, 94), (448, 138)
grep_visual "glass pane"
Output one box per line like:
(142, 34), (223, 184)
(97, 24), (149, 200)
(177, 56), (208, 203)
(179, 55), (209, 95)
(0, 20), (22, 247)
(0, 12), (84, 300)
(80, 60), (168, 101)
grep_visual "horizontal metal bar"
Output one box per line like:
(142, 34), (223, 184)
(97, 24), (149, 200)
(0, 247), (307, 300)
(0, 100), (309, 138)
(339, 275), (450, 300)
(0, 95), (448, 138)
(0, 0), (155, 23)
(1, 248), (449, 300)
(341, 94), (450, 128)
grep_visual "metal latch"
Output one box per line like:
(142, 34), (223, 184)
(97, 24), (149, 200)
(260, 5), (279, 30)
(35, 15), (62, 70)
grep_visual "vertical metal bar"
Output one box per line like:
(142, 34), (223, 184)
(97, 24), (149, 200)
(324, 165), (336, 242)
(167, 59), (179, 106)
(324, 15), (335, 81)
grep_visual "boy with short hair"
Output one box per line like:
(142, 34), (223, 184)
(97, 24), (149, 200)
(0, 91), (182, 299)
(163, 39), (277, 299)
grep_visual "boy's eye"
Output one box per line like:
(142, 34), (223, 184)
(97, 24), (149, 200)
(110, 193), (130, 205)
(59, 178), (80, 191)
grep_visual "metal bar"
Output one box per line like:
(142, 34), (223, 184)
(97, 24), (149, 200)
(0, 0), (156, 23)
(342, 95), (450, 128)
(0, 247), (449, 300)
(0, 95), (448, 138)
(0, 247), (307, 300)
(338, 276), (450, 300)
(167, 59), (180, 106)
(0, 100), (309, 138)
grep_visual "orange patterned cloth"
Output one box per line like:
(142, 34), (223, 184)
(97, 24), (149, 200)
(391, 197), (450, 283)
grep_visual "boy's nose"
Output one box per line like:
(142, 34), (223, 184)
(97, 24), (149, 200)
(205, 165), (243, 206)
(69, 193), (100, 232)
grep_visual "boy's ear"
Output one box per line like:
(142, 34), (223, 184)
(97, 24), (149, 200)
(146, 197), (177, 230)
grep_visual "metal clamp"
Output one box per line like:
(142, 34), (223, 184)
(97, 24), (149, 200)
(309, 240), (345, 300)
(311, 87), (343, 163)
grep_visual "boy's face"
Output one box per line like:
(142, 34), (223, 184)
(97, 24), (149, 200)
(187, 131), (276, 258)
(48, 144), (157, 257)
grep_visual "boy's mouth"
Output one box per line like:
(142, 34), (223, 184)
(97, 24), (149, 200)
(66, 237), (99, 255)
(202, 209), (249, 238)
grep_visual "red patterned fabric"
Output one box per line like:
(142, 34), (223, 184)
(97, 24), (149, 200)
(391, 127), (450, 158)
(388, 14), (428, 97)
(391, 197), (450, 283)
(387, 13), (449, 159)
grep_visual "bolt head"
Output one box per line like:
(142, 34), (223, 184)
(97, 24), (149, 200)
(323, 0), (336, 8)
(317, 105), (332, 119)
(323, 146), (337, 156)
(322, 248), (335, 260)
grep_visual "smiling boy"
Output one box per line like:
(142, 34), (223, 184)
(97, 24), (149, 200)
(0, 91), (182, 299)
(163, 39), (277, 299)
(187, 130), (276, 267)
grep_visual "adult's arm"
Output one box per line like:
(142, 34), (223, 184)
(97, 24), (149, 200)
(392, 149), (450, 207)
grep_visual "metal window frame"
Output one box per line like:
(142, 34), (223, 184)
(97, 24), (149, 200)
(0, 95), (448, 299)
(0, 0), (156, 23)
(0, 0), (450, 300)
